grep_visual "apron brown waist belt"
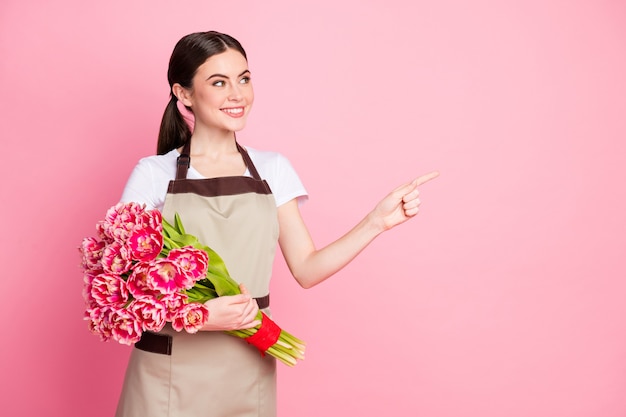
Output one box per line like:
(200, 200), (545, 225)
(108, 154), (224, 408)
(134, 294), (270, 356)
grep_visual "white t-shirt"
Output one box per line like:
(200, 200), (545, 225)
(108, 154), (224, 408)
(120, 145), (308, 211)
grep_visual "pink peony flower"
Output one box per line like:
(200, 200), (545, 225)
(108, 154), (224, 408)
(141, 209), (163, 234)
(91, 273), (130, 307)
(101, 202), (146, 243)
(99, 202), (164, 244)
(126, 263), (158, 299)
(129, 298), (167, 333)
(101, 242), (132, 274)
(145, 259), (186, 295)
(167, 247), (208, 288)
(159, 292), (189, 321)
(109, 308), (142, 345)
(127, 227), (163, 262)
(96, 221), (114, 244)
(85, 306), (114, 341)
(79, 237), (105, 273)
(82, 272), (99, 308)
(171, 303), (209, 333)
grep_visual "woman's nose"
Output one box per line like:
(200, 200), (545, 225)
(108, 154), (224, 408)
(228, 83), (243, 101)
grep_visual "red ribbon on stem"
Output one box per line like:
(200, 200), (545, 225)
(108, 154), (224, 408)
(245, 313), (281, 355)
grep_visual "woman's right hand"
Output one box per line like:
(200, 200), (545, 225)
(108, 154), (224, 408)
(200, 284), (261, 331)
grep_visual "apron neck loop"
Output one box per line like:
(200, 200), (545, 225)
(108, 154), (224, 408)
(175, 140), (262, 181)
(176, 141), (191, 180)
(236, 142), (262, 181)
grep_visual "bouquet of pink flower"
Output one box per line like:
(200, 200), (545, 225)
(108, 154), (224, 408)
(80, 202), (305, 366)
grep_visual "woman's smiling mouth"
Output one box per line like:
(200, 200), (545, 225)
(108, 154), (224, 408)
(222, 107), (245, 117)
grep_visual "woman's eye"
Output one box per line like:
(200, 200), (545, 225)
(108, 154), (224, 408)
(240, 77), (250, 84)
(212, 80), (225, 87)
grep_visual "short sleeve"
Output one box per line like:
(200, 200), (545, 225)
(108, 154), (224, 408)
(245, 147), (308, 207)
(270, 153), (308, 207)
(119, 153), (176, 211)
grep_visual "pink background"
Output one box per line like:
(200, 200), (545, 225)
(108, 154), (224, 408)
(1, 0), (625, 416)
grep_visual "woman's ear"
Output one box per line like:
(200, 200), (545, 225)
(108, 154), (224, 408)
(172, 83), (192, 107)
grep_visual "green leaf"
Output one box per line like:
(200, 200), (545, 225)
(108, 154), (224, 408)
(174, 213), (186, 235)
(161, 218), (180, 240)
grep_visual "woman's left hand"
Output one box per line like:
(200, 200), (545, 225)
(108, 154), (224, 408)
(371, 171), (439, 231)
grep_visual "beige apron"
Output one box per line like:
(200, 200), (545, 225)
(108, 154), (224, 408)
(116, 142), (279, 417)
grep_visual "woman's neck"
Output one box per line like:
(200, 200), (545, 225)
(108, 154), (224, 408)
(187, 126), (238, 157)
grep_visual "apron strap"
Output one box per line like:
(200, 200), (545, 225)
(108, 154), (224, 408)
(175, 141), (263, 182)
(175, 141), (191, 180)
(237, 142), (262, 181)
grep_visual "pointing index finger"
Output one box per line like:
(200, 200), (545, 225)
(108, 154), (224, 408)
(414, 171), (440, 187)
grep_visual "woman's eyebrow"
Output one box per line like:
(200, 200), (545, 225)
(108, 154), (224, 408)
(207, 70), (251, 80)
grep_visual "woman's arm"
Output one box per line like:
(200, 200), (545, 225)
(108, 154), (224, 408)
(278, 171), (439, 288)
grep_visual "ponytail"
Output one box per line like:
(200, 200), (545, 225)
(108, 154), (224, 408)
(156, 95), (191, 155)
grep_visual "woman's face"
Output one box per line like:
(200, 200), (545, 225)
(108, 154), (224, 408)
(180, 48), (254, 135)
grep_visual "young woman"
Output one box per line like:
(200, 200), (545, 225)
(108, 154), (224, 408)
(116, 31), (437, 417)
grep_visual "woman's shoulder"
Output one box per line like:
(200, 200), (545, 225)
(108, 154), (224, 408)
(131, 149), (179, 177)
(120, 150), (179, 209)
(244, 145), (283, 161)
(243, 145), (293, 171)
(136, 149), (179, 167)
